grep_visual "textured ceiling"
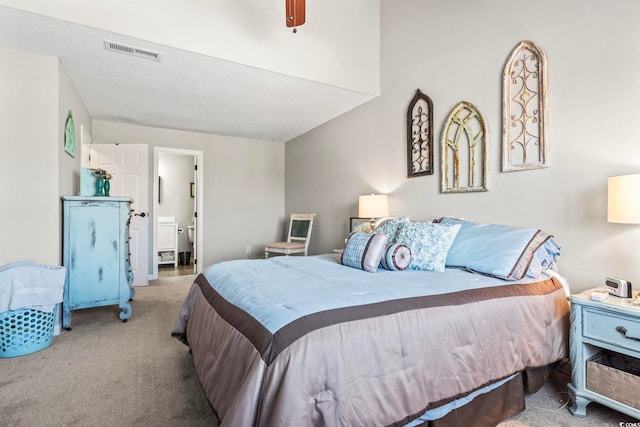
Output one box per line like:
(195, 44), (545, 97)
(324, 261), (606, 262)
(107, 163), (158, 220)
(0, 6), (375, 142)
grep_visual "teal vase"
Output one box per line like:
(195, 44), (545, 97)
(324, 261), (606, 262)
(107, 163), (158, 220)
(104, 179), (110, 197)
(95, 176), (104, 196)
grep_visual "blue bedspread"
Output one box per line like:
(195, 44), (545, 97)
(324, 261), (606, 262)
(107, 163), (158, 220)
(201, 254), (549, 334)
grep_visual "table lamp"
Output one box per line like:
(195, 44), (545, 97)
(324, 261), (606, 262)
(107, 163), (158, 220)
(359, 194), (389, 230)
(608, 174), (640, 224)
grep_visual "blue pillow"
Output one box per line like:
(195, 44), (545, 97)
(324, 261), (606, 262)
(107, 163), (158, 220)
(526, 238), (561, 278)
(341, 232), (388, 273)
(373, 217), (410, 243)
(395, 222), (461, 272)
(379, 243), (412, 271)
(438, 217), (560, 280)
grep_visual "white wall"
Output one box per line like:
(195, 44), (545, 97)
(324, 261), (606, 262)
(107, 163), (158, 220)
(0, 48), (59, 265)
(58, 60), (91, 198)
(285, 0), (640, 293)
(0, 48), (89, 266)
(92, 120), (285, 266)
(0, 0), (380, 95)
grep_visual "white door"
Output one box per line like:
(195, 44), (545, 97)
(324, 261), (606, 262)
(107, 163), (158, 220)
(192, 156), (198, 274)
(91, 144), (149, 287)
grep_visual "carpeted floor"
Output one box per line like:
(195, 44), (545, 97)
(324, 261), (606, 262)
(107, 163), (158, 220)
(1, 275), (634, 426)
(1, 274), (218, 427)
(499, 379), (635, 426)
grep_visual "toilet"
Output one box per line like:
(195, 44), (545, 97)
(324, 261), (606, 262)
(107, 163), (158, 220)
(187, 225), (194, 243)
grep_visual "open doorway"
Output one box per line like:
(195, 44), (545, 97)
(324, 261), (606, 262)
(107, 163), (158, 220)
(153, 147), (204, 278)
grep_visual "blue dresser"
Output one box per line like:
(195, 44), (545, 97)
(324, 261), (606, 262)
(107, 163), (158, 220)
(62, 196), (135, 329)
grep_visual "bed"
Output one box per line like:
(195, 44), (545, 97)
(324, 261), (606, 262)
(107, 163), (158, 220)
(172, 218), (570, 426)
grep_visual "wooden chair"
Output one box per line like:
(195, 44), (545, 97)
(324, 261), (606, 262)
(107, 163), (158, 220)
(265, 214), (316, 258)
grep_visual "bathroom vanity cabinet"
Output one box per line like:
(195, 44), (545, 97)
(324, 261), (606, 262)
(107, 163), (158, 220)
(157, 219), (178, 267)
(62, 196), (134, 329)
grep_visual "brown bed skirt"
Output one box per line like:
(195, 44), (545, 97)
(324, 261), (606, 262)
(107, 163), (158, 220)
(426, 372), (525, 427)
(423, 364), (555, 427)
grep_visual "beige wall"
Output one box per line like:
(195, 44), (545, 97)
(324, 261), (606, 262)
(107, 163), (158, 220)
(285, 0), (640, 293)
(92, 120), (285, 267)
(0, 48), (89, 266)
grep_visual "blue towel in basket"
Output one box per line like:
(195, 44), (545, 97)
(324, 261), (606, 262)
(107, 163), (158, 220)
(0, 261), (65, 313)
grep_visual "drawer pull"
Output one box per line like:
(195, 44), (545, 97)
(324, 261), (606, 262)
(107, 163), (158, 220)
(615, 326), (640, 342)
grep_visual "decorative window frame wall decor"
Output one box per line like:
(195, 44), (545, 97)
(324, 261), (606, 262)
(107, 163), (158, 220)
(64, 110), (76, 158)
(440, 101), (488, 193)
(407, 89), (434, 177)
(502, 40), (548, 172)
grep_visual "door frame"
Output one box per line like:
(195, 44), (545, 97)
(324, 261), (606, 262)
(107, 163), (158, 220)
(152, 147), (204, 279)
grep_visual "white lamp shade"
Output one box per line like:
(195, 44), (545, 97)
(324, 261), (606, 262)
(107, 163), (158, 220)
(608, 174), (640, 224)
(359, 194), (389, 218)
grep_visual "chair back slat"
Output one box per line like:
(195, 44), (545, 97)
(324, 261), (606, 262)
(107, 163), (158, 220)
(290, 220), (310, 239)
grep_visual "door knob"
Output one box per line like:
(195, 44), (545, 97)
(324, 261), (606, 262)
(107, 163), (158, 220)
(133, 212), (147, 217)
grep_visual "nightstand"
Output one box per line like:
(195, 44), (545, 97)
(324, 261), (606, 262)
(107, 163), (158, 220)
(568, 288), (640, 419)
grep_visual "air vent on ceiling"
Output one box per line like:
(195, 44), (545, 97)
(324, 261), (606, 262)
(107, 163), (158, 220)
(104, 40), (162, 61)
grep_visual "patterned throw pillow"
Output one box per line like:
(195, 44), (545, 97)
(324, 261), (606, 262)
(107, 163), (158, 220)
(379, 243), (412, 271)
(395, 222), (462, 272)
(341, 232), (388, 273)
(373, 217), (410, 243)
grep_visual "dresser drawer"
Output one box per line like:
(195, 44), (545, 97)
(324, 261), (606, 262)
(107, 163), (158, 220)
(584, 307), (640, 354)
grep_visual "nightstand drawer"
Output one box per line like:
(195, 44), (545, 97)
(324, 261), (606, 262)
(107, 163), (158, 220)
(584, 307), (640, 354)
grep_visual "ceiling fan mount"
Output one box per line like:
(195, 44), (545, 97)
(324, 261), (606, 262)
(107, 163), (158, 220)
(286, 0), (305, 32)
